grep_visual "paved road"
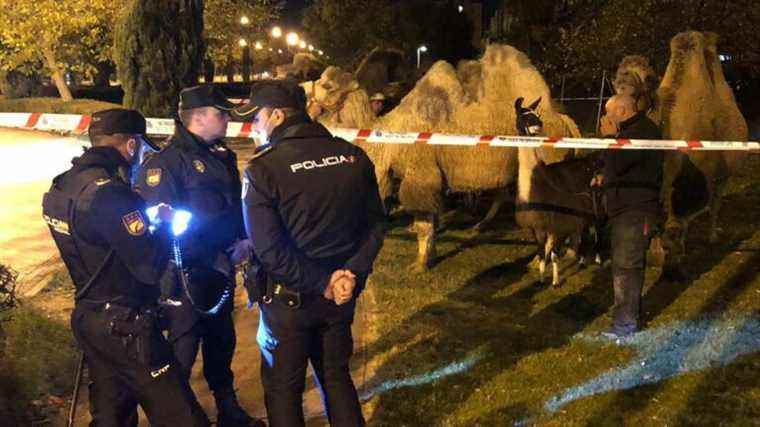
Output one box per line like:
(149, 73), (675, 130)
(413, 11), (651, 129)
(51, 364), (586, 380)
(0, 128), (87, 294)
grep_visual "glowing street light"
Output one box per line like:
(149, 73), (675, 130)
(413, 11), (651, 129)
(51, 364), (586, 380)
(271, 26), (282, 38)
(277, 48), (283, 54)
(239, 38), (248, 47)
(299, 40), (307, 49)
(240, 16), (250, 25)
(286, 32), (299, 46)
(308, 44), (314, 51)
(417, 45), (428, 69)
(458, 5), (464, 13)
(255, 41), (263, 50)
(317, 50), (324, 56)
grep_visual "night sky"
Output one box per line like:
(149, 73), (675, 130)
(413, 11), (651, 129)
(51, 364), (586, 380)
(279, 0), (502, 28)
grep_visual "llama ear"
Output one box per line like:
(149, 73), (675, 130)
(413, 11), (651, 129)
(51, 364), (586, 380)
(515, 97), (524, 112)
(528, 97), (542, 111)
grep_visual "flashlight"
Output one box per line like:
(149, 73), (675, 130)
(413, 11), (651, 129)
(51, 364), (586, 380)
(146, 205), (193, 237)
(171, 210), (192, 236)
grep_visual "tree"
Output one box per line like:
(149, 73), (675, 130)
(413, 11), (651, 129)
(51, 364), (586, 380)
(204, 0), (280, 82)
(115, 0), (205, 117)
(0, 0), (116, 101)
(303, 0), (475, 71)
(558, 0), (760, 90)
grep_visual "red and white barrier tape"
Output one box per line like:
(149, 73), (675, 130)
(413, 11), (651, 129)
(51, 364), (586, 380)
(1, 112), (758, 151)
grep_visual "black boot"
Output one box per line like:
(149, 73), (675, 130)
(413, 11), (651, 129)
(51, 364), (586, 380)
(610, 269), (644, 336)
(215, 393), (266, 427)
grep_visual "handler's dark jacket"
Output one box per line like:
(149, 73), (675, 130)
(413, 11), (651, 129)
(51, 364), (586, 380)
(601, 112), (664, 217)
(135, 122), (245, 267)
(243, 114), (387, 295)
(43, 147), (170, 306)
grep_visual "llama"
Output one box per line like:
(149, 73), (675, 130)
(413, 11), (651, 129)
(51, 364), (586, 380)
(514, 97), (600, 286)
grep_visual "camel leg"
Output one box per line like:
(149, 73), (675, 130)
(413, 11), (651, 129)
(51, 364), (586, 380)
(707, 178), (724, 244)
(413, 214), (437, 272)
(661, 152), (684, 230)
(473, 190), (507, 232)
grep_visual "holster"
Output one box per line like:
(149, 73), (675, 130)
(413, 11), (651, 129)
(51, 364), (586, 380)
(265, 282), (302, 309)
(106, 305), (173, 370)
(242, 259), (268, 307)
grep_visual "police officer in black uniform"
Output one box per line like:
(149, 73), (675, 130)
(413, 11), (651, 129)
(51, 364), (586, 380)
(134, 85), (263, 427)
(42, 108), (209, 426)
(595, 94), (664, 339)
(234, 81), (387, 427)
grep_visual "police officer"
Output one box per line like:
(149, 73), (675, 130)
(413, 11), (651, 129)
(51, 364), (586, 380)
(134, 85), (262, 427)
(42, 108), (209, 426)
(234, 81), (387, 426)
(595, 94), (664, 339)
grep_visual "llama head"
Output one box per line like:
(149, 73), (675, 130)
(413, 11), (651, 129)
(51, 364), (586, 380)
(515, 96), (543, 136)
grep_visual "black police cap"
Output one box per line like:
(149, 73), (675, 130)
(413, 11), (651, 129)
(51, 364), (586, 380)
(88, 108), (159, 150)
(232, 80), (307, 120)
(179, 84), (237, 111)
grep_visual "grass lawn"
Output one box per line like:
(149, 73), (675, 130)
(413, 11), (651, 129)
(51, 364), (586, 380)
(363, 155), (760, 426)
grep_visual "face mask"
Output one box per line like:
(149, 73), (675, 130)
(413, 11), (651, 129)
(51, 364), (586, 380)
(255, 110), (273, 145)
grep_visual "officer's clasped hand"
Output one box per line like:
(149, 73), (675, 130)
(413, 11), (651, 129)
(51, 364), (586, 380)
(324, 269), (356, 305)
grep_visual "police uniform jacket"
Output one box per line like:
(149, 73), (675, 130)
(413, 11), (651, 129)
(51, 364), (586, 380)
(242, 114), (387, 295)
(602, 112), (664, 217)
(135, 122), (245, 268)
(43, 147), (170, 306)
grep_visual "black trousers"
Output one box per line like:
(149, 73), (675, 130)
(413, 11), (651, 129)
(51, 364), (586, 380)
(171, 309), (237, 397)
(71, 304), (209, 427)
(609, 211), (654, 334)
(258, 296), (364, 427)
(165, 267), (238, 398)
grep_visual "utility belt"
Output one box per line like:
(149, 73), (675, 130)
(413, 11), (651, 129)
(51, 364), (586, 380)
(263, 282), (314, 309)
(241, 262), (315, 310)
(77, 299), (173, 372)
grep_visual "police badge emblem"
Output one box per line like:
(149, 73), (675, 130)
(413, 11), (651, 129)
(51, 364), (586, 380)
(193, 160), (205, 173)
(146, 168), (162, 187)
(122, 211), (146, 236)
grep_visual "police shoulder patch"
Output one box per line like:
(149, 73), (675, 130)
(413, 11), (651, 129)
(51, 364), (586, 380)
(122, 211), (146, 236)
(193, 160), (205, 173)
(146, 168), (162, 187)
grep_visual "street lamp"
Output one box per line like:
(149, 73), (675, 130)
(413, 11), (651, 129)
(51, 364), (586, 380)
(417, 45), (428, 69)
(271, 26), (282, 38)
(317, 50), (324, 56)
(286, 32), (299, 47)
(255, 41), (263, 50)
(308, 44), (314, 52)
(458, 5), (464, 13)
(238, 38), (248, 47)
(240, 16), (250, 25)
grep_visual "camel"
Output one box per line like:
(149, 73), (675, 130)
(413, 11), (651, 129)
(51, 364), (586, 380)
(614, 32), (749, 268)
